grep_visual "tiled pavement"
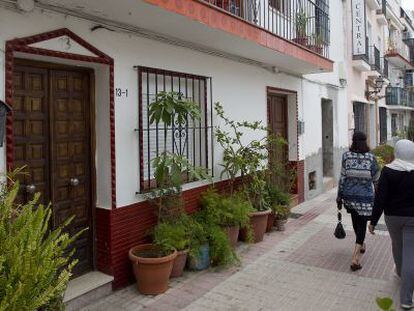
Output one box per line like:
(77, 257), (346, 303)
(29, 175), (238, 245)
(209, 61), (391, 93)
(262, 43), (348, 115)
(83, 189), (400, 311)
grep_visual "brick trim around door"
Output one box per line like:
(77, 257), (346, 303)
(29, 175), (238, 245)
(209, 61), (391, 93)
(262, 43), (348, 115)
(5, 28), (116, 209)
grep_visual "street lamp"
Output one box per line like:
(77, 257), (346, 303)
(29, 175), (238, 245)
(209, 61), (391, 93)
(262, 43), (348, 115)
(366, 76), (385, 97)
(365, 76), (386, 146)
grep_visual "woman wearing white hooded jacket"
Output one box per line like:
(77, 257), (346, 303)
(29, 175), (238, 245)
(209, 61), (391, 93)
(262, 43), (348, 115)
(370, 139), (414, 310)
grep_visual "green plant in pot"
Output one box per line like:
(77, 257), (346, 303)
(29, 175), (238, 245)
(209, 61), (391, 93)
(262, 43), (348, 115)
(0, 168), (84, 310)
(153, 214), (192, 278)
(215, 103), (272, 243)
(308, 33), (324, 54)
(187, 214), (211, 271)
(200, 189), (253, 248)
(129, 91), (209, 294)
(293, 9), (308, 46)
(272, 189), (291, 231)
(192, 208), (239, 267)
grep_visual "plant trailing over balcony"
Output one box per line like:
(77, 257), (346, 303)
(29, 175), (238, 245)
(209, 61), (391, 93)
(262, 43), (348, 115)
(0, 168), (83, 310)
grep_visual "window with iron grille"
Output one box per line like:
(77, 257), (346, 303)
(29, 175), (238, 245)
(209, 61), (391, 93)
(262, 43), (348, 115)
(137, 66), (213, 191)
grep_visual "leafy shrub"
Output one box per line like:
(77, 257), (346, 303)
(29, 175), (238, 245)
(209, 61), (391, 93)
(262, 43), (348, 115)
(192, 211), (238, 267)
(200, 189), (253, 227)
(0, 180), (81, 311)
(372, 145), (394, 168)
(153, 214), (192, 253)
(266, 184), (291, 209)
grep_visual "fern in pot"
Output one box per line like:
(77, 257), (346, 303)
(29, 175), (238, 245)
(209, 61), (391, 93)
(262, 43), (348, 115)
(200, 189), (253, 248)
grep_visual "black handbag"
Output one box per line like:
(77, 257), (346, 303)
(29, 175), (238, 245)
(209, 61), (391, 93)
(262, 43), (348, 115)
(334, 201), (346, 239)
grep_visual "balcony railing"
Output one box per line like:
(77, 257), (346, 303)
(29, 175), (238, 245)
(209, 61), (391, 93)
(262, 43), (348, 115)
(386, 86), (414, 107)
(403, 31), (414, 47)
(203, 0), (330, 57)
(383, 58), (389, 78)
(369, 45), (381, 72)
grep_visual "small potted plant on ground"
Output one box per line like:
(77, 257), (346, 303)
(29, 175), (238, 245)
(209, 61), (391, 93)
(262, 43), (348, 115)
(293, 9), (308, 46)
(273, 190), (291, 231)
(187, 215), (210, 271)
(129, 91), (209, 294)
(153, 214), (192, 278)
(200, 189), (252, 247)
(192, 208), (239, 267)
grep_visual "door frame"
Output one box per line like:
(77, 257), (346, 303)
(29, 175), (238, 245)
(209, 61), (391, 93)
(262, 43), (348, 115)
(266, 86), (305, 204)
(12, 58), (97, 271)
(5, 28), (116, 210)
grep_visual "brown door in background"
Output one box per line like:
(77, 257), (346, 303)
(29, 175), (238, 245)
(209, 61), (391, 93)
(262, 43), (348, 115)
(12, 61), (94, 276)
(268, 94), (288, 162)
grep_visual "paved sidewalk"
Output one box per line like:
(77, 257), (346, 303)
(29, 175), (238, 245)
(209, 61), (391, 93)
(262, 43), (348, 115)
(83, 189), (400, 311)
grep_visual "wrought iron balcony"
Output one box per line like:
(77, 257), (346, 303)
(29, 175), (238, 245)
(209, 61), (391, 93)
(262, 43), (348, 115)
(386, 86), (414, 107)
(369, 45), (381, 72)
(383, 58), (389, 78)
(203, 0), (330, 57)
(403, 30), (414, 47)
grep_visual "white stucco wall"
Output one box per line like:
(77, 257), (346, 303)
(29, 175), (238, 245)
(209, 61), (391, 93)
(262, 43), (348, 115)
(0, 4), (348, 208)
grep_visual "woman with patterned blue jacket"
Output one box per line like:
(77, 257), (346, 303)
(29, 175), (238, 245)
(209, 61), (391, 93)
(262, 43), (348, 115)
(337, 131), (380, 271)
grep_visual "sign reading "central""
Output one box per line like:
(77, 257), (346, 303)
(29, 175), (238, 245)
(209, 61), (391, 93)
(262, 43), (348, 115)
(352, 0), (367, 56)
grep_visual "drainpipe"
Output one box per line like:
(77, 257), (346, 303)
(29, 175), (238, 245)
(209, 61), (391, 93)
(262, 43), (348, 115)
(374, 95), (379, 147)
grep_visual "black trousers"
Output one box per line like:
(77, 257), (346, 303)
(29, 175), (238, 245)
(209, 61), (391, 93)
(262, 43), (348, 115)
(350, 209), (369, 245)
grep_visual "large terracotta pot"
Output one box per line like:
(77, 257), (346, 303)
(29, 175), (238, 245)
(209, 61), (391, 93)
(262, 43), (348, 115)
(239, 210), (271, 243)
(266, 211), (276, 233)
(129, 244), (177, 295)
(170, 249), (188, 278)
(223, 225), (240, 248)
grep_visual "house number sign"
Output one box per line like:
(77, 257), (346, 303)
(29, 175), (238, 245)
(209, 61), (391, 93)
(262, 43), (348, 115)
(352, 0), (367, 56)
(116, 88), (128, 97)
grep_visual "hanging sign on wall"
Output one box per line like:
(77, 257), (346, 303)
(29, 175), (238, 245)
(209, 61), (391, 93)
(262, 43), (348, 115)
(352, 0), (367, 57)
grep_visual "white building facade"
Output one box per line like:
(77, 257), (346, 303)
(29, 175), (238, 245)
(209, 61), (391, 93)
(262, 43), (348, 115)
(0, 0), (348, 292)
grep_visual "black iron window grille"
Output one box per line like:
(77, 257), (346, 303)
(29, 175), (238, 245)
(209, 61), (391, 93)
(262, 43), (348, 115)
(137, 66), (214, 191)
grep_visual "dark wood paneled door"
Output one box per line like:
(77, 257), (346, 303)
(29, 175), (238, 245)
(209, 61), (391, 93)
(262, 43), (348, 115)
(268, 94), (288, 187)
(12, 61), (94, 276)
(268, 94), (288, 162)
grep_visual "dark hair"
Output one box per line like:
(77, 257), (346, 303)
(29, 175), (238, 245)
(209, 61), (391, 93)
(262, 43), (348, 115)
(350, 131), (370, 153)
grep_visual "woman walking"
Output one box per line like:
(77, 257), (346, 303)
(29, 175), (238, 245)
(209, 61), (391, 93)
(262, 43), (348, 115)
(337, 131), (380, 271)
(370, 139), (414, 310)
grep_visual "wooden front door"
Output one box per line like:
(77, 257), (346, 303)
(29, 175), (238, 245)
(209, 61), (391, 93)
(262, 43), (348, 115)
(268, 94), (288, 162)
(12, 60), (94, 276)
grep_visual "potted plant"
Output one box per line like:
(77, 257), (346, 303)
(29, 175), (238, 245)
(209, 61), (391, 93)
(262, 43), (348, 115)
(129, 91), (209, 294)
(273, 191), (291, 231)
(293, 9), (308, 46)
(187, 214), (210, 270)
(307, 33), (324, 54)
(215, 103), (272, 243)
(200, 189), (253, 247)
(153, 215), (192, 278)
(192, 208), (239, 267)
